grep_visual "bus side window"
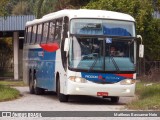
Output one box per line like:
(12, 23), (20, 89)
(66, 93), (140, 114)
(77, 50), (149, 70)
(37, 24), (42, 43)
(31, 25), (37, 44)
(48, 21), (56, 43)
(24, 27), (28, 44)
(55, 18), (62, 44)
(27, 26), (32, 44)
(42, 22), (49, 43)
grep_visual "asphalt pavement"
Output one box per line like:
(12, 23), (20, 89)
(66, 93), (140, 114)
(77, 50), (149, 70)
(0, 87), (158, 120)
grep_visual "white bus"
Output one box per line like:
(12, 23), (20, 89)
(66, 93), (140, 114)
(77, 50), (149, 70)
(23, 9), (143, 102)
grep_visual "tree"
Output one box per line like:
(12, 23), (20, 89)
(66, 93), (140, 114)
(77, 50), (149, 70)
(153, 0), (160, 11)
(0, 0), (10, 16)
(34, 0), (92, 18)
(0, 38), (13, 72)
(12, 1), (33, 15)
(56, 0), (91, 9)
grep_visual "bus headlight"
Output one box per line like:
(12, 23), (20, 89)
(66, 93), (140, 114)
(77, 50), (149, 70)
(69, 76), (87, 83)
(120, 79), (136, 85)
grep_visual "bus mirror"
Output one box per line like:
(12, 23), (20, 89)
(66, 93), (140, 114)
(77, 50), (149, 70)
(137, 35), (142, 41)
(64, 38), (70, 52)
(139, 44), (144, 58)
(137, 35), (144, 58)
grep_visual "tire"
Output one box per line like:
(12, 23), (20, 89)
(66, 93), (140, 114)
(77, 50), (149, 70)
(57, 78), (68, 102)
(29, 72), (34, 94)
(33, 73), (45, 95)
(111, 97), (119, 103)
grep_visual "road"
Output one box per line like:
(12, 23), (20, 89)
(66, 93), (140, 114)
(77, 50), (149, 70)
(0, 87), (134, 111)
(0, 87), (158, 120)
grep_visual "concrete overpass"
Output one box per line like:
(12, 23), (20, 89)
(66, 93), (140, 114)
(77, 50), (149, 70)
(0, 15), (35, 80)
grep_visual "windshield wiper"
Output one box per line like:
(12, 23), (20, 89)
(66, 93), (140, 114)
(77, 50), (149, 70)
(110, 55), (120, 72)
(88, 54), (99, 72)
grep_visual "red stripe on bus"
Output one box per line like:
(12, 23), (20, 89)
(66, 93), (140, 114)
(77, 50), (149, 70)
(116, 74), (133, 79)
(40, 42), (59, 52)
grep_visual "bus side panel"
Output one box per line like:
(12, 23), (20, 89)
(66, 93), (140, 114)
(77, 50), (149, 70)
(23, 46), (29, 85)
(28, 47), (56, 91)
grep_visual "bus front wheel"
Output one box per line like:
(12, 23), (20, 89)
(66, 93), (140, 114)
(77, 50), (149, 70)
(33, 73), (45, 95)
(110, 97), (119, 103)
(57, 78), (68, 102)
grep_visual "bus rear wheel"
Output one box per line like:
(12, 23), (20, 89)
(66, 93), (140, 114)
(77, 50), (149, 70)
(33, 74), (45, 95)
(110, 97), (119, 103)
(29, 72), (34, 94)
(57, 78), (68, 102)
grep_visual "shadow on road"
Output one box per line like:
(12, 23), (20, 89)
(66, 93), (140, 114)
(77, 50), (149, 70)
(68, 95), (125, 105)
(25, 90), (126, 106)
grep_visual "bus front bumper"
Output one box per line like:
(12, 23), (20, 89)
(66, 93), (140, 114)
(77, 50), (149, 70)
(66, 81), (135, 97)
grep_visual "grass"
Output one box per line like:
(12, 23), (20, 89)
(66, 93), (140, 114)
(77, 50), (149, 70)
(0, 85), (21, 102)
(127, 82), (160, 110)
(0, 80), (26, 86)
(0, 80), (26, 102)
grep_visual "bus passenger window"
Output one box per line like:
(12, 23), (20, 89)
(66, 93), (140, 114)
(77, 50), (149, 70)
(48, 21), (56, 43)
(27, 26), (32, 44)
(55, 19), (62, 43)
(37, 24), (42, 43)
(31, 25), (37, 44)
(42, 22), (49, 43)
(24, 28), (28, 44)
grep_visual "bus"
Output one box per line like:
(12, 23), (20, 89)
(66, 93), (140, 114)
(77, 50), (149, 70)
(23, 9), (143, 103)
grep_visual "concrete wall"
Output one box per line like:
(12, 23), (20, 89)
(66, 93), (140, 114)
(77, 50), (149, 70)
(13, 32), (24, 80)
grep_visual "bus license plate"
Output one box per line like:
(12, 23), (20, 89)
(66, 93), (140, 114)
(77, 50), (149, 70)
(97, 92), (108, 96)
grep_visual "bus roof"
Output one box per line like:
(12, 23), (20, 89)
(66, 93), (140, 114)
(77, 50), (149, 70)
(26, 9), (135, 26)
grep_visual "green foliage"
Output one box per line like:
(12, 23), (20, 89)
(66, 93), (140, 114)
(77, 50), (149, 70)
(144, 19), (160, 60)
(0, 38), (13, 71)
(12, 1), (32, 15)
(0, 0), (10, 16)
(34, 0), (57, 18)
(57, 0), (91, 9)
(127, 82), (160, 110)
(34, 0), (91, 18)
(0, 85), (20, 102)
(0, 0), (34, 16)
(0, 81), (24, 102)
(84, 0), (160, 60)
(153, 0), (160, 11)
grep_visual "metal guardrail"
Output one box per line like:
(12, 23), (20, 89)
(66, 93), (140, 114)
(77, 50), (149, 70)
(0, 67), (13, 72)
(137, 60), (160, 81)
(137, 60), (160, 75)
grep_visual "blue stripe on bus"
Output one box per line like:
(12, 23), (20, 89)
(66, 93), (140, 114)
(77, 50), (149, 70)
(28, 48), (56, 91)
(81, 72), (127, 83)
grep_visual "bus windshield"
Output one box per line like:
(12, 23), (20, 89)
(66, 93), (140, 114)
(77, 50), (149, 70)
(69, 36), (135, 72)
(70, 19), (135, 37)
